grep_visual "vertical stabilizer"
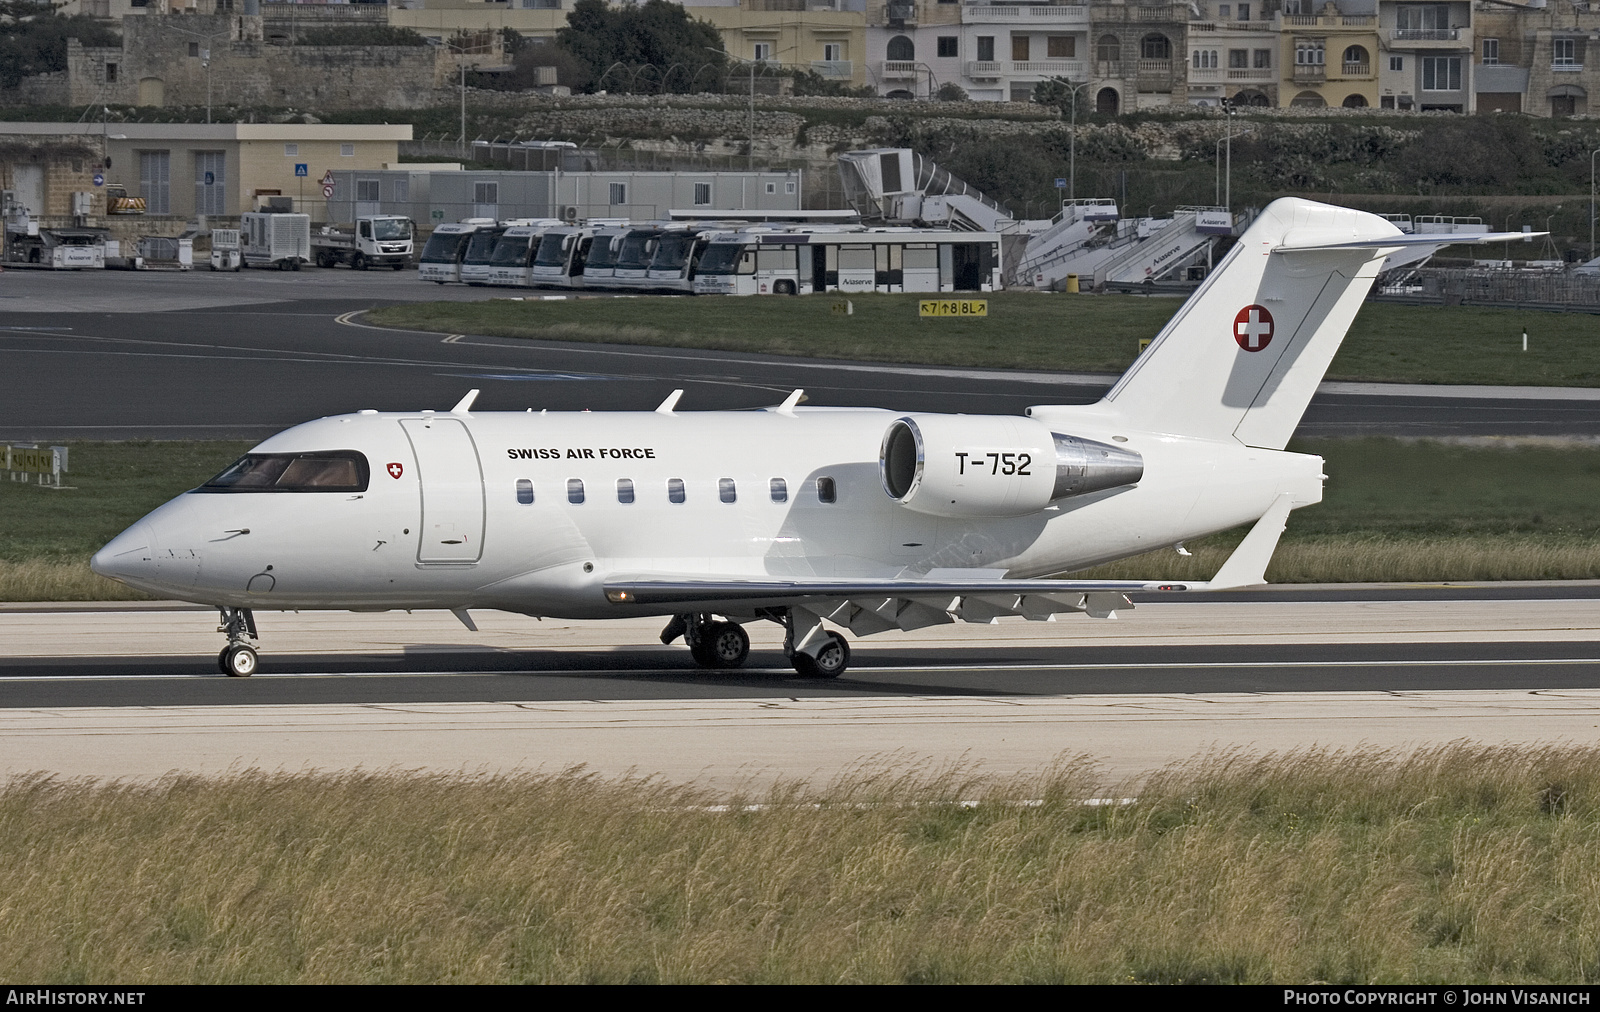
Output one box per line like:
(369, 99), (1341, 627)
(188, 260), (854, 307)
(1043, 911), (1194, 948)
(1102, 198), (1401, 449)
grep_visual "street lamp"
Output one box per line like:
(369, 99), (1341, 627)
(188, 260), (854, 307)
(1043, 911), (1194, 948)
(1590, 147), (1600, 258)
(1052, 79), (1091, 201)
(1215, 127), (1250, 207)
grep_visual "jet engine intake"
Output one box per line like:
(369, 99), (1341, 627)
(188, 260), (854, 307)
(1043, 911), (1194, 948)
(880, 415), (1142, 518)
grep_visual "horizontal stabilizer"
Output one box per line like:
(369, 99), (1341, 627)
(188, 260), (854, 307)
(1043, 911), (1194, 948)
(1277, 231), (1546, 253)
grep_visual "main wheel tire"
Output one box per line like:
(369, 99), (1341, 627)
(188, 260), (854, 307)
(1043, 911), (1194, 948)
(689, 639), (718, 667)
(217, 646), (232, 674)
(353, 253), (367, 271)
(223, 645), (258, 677)
(792, 632), (850, 679)
(705, 622), (750, 669)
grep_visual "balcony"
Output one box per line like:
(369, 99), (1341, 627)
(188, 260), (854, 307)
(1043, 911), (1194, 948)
(1339, 62), (1371, 78)
(880, 60), (921, 79)
(966, 60), (1002, 78)
(960, 3), (1087, 25)
(1227, 67), (1275, 80)
(1189, 19), (1277, 32)
(1281, 14), (1375, 28)
(811, 60), (853, 78)
(1389, 28), (1469, 49)
(1011, 59), (1087, 76)
(1190, 66), (1220, 81)
(1292, 62), (1326, 81)
(880, 1), (916, 24)
(1136, 57), (1174, 88)
(1553, 61), (1585, 73)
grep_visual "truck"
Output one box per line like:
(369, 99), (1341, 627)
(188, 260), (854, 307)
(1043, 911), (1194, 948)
(310, 215), (414, 270)
(239, 211), (311, 271)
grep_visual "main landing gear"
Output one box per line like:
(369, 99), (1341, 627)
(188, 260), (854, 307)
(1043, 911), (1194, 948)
(217, 607), (259, 677)
(660, 610), (851, 679)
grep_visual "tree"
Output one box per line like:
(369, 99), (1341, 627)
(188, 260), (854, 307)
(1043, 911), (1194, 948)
(555, 0), (726, 94)
(0, 2), (120, 90)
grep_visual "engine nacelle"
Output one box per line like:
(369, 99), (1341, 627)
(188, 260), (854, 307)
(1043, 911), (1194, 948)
(880, 414), (1143, 518)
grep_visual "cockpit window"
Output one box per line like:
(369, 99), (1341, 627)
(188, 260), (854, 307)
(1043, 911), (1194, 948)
(197, 451), (369, 493)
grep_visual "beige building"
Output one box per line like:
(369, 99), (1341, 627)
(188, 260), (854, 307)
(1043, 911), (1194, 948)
(0, 122), (409, 222)
(1280, 3), (1380, 109)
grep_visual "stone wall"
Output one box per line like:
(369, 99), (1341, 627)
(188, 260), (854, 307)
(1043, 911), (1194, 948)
(0, 135), (105, 218)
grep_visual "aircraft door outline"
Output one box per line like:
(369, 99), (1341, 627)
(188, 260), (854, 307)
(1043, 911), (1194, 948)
(400, 418), (486, 564)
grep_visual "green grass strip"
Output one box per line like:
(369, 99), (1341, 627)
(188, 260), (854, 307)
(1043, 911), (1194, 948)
(4, 746), (1600, 983)
(368, 294), (1600, 387)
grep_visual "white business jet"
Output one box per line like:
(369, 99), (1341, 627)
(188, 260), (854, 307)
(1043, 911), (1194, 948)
(91, 198), (1530, 677)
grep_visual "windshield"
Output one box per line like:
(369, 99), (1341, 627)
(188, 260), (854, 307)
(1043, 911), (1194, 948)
(534, 232), (571, 268)
(490, 235), (531, 266)
(372, 218), (411, 241)
(696, 243), (748, 275)
(586, 235), (622, 270)
(420, 232), (470, 264)
(198, 452), (369, 493)
(615, 234), (657, 270)
(463, 230), (501, 265)
(651, 234), (696, 271)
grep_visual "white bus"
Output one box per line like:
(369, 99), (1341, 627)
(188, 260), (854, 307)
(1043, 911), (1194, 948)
(458, 225), (510, 286)
(692, 228), (1002, 296)
(577, 225), (634, 288)
(528, 226), (594, 288)
(596, 226), (671, 291)
(644, 226), (719, 293)
(486, 220), (565, 287)
(417, 219), (497, 284)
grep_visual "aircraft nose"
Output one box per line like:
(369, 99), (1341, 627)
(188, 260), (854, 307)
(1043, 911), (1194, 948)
(90, 523), (153, 582)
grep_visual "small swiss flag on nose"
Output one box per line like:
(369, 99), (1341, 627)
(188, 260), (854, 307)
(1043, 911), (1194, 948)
(387, 462), (404, 479)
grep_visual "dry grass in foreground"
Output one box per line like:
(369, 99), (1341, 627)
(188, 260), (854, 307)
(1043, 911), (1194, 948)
(7, 746), (1600, 984)
(0, 560), (148, 602)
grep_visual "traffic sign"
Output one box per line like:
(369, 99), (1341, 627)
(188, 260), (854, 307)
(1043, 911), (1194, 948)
(204, 171), (215, 186)
(322, 183), (336, 199)
(320, 170), (335, 186)
(1055, 178), (1067, 188)
(92, 173), (104, 187)
(294, 163), (308, 177)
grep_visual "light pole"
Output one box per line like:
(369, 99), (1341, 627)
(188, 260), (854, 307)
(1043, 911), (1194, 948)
(1590, 147), (1600, 258)
(1053, 79), (1091, 201)
(1216, 127), (1250, 207)
(160, 24), (228, 122)
(1225, 99), (1237, 210)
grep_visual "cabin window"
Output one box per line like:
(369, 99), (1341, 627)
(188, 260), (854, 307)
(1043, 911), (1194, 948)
(567, 478), (585, 504)
(770, 477), (787, 503)
(719, 478), (737, 503)
(816, 476), (836, 504)
(198, 451), (369, 493)
(617, 478), (635, 504)
(668, 477), (686, 503)
(516, 478), (534, 505)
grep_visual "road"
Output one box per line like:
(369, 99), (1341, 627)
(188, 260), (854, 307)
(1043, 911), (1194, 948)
(0, 271), (1596, 440)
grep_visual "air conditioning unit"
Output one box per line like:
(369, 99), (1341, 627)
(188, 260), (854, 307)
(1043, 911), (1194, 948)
(563, 206), (579, 222)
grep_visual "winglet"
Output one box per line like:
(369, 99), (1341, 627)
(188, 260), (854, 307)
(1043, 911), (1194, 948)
(655, 389), (683, 415)
(1205, 493), (1295, 590)
(776, 389), (806, 416)
(450, 389), (480, 414)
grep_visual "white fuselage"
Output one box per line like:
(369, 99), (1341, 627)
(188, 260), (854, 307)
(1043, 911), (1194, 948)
(91, 406), (1322, 619)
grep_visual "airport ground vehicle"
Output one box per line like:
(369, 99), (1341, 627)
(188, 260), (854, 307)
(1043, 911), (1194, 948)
(526, 226), (594, 288)
(692, 228), (1001, 296)
(311, 216), (414, 270)
(418, 219), (497, 284)
(0, 219), (107, 269)
(458, 225), (509, 286)
(91, 200), (1536, 679)
(209, 229), (242, 271)
(575, 225), (632, 288)
(483, 219), (565, 287)
(643, 226), (719, 293)
(239, 211), (311, 271)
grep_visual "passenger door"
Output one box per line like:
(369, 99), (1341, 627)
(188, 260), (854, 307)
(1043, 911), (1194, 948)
(400, 418), (485, 564)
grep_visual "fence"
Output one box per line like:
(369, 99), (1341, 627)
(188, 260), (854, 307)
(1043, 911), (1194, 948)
(1394, 268), (1600, 311)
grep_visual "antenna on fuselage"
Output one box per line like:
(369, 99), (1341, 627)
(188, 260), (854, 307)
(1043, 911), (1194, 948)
(776, 389), (806, 416)
(655, 389), (684, 415)
(450, 389), (480, 414)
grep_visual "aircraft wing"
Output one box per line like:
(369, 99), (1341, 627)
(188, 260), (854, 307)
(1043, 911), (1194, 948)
(605, 496), (1295, 632)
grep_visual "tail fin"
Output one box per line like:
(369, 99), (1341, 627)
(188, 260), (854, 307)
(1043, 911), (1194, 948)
(1102, 197), (1400, 450)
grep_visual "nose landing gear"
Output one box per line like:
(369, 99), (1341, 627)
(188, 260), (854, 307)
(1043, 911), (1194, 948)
(217, 607), (259, 677)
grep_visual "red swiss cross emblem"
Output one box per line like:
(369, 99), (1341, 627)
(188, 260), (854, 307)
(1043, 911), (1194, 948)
(1234, 305), (1274, 352)
(386, 462), (404, 479)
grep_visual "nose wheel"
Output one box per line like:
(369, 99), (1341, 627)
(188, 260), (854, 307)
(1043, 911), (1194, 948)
(216, 607), (259, 677)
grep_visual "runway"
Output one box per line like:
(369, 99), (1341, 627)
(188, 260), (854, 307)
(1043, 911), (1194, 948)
(3, 587), (1599, 785)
